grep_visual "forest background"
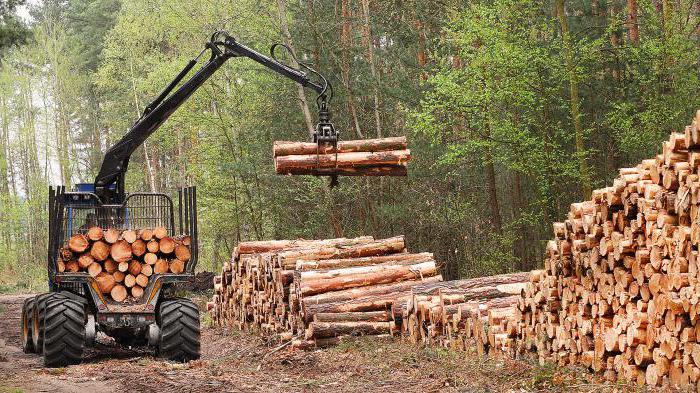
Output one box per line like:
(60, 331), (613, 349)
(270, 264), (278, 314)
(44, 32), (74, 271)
(0, 0), (696, 292)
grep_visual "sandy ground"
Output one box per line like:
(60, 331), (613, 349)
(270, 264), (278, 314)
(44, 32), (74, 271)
(0, 294), (639, 393)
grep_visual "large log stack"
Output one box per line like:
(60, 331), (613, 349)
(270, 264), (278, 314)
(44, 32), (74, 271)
(273, 136), (410, 176)
(58, 226), (191, 302)
(209, 235), (442, 347)
(395, 272), (530, 355)
(511, 113), (700, 388)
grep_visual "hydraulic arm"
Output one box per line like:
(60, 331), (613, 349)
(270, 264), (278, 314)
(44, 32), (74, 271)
(94, 31), (336, 204)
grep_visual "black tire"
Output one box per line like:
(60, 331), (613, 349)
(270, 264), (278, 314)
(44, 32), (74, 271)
(42, 298), (85, 367)
(158, 299), (200, 362)
(32, 292), (67, 352)
(21, 297), (35, 353)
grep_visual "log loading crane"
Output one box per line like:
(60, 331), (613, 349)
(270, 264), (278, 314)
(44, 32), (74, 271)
(19, 31), (338, 367)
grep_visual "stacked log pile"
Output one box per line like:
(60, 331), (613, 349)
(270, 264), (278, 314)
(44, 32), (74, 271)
(273, 136), (410, 176)
(395, 272), (529, 355)
(512, 114), (700, 388)
(209, 235), (442, 347)
(58, 226), (191, 302)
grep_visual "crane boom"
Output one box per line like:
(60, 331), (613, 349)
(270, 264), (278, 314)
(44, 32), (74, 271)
(94, 31), (332, 204)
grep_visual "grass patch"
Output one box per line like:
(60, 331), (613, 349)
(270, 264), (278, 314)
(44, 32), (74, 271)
(0, 387), (24, 393)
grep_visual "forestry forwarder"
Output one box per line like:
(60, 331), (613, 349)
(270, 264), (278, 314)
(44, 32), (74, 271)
(19, 31), (338, 367)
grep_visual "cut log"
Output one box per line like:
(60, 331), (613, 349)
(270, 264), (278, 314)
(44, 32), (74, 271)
(234, 236), (374, 256)
(411, 272), (531, 295)
(110, 284), (127, 302)
(87, 262), (102, 278)
(68, 234), (89, 253)
(278, 165), (407, 177)
(313, 311), (392, 322)
(57, 260), (65, 273)
(146, 241), (159, 253)
(60, 247), (73, 262)
(274, 150), (411, 171)
(122, 230), (137, 244)
(90, 241), (110, 262)
(131, 285), (144, 299)
(303, 292), (412, 320)
(65, 261), (79, 272)
(153, 226), (168, 239)
(113, 271), (125, 283)
(141, 264), (153, 277)
(131, 239), (146, 257)
(103, 259), (117, 274)
(298, 261), (437, 296)
(169, 259), (185, 274)
(135, 274), (149, 288)
(95, 272), (116, 294)
(296, 252), (432, 271)
(139, 228), (154, 241)
(154, 259), (169, 274)
(128, 260), (142, 276)
(78, 254), (94, 270)
(110, 240), (132, 263)
(124, 274), (136, 288)
(104, 228), (120, 244)
(298, 259), (436, 281)
(117, 261), (129, 273)
(277, 236), (406, 268)
(273, 137), (407, 157)
(144, 252), (158, 265)
(305, 321), (394, 339)
(175, 245), (191, 262)
(159, 237), (176, 254)
(180, 235), (191, 246)
(87, 226), (104, 241)
(302, 275), (442, 305)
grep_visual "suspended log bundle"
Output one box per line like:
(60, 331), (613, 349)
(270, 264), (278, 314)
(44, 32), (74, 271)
(509, 114), (700, 389)
(396, 272), (529, 355)
(209, 235), (442, 347)
(273, 136), (410, 176)
(58, 227), (191, 302)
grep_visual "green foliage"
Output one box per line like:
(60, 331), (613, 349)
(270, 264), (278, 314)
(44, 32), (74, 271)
(0, 0), (28, 57)
(0, 0), (699, 289)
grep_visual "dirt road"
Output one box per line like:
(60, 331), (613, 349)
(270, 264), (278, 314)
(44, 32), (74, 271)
(0, 294), (612, 393)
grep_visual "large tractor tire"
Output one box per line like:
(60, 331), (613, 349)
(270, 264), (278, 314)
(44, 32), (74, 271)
(157, 299), (200, 362)
(32, 292), (67, 352)
(21, 297), (36, 353)
(42, 298), (85, 367)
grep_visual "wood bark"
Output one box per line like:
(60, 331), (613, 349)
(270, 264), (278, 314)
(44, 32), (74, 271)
(298, 261), (437, 296)
(305, 321), (394, 339)
(274, 150), (410, 171)
(273, 137), (406, 157)
(296, 252), (431, 271)
(314, 311), (391, 323)
(302, 275), (442, 306)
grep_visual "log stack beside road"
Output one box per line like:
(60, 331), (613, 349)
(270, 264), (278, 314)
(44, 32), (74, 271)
(509, 112), (700, 388)
(209, 235), (441, 347)
(395, 272), (530, 355)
